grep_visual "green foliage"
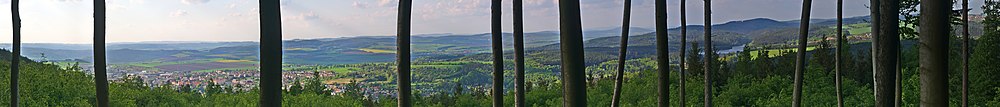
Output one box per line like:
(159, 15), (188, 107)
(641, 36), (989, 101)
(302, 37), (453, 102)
(969, 1), (1000, 106)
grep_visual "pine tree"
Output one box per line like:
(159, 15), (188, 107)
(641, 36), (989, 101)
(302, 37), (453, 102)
(970, 1), (1000, 105)
(290, 80), (304, 95)
(305, 71), (326, 95)
(687, 43), (704, 76)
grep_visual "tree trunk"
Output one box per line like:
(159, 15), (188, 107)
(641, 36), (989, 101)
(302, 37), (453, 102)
(612, 0), (631, 106)
(559, 0), (588, 106)
(679, 0), (688, 106)
(490, 0), (504, 106)
(872, 0), (900, 106)
(655, 0), (670, 106)
(513, 0), (526, 107)
(919, 0), (951, 106)
(835, 0), (844, 106)
(793, 0), (813, 106)
(9, 0), (19, 106)
(94, 0), (111, 106)
(703, 0), (714, 106)
(962, 0), (971, 106)
(396, 0), (413, 106)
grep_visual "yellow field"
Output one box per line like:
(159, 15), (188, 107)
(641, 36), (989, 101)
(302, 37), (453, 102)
(358, 48), (396, 53)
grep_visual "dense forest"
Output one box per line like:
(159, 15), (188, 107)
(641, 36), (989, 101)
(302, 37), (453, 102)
(2, 1), (1000, 107)
(1, 30), (1000, 106)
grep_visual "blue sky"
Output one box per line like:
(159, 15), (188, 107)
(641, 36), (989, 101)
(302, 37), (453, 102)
(0, 0), (984, 43)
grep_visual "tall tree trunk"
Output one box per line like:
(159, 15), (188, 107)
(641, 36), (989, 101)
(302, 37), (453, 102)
(962, 0), (971, 106)
(9, 0), (19, 106)
(490, 0), (504, 106)
(919, 0), (951, 106)
(396, 0), (413, 106)
(559, 0), (588, 106)
(703, 0), (714, 106)
(872, 0), (900, 106)
(655, 0), (670, 106)
(612, 0), (632, 107)
(94, 0), (111, 107)
(835, 0), (844, 106)
(513, 0), (526, 107)
(679, 0), (688, 106)
(793, 0), (813, 106)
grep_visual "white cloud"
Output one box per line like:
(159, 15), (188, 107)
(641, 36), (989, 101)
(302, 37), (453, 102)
(181, 0), (210, 5)
(377, 0), (395, 7)
(286, 12), (319, 21)
(352, 1), (369, 9)
(227, 3), (238, 8)
(170, 10), (189, 17)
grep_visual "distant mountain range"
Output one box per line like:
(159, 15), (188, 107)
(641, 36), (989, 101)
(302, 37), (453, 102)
(1, 15), (977, 65)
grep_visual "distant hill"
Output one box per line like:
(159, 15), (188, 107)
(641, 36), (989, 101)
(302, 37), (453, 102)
(0, 49), (34, 63)
(8, 16), (934, 65)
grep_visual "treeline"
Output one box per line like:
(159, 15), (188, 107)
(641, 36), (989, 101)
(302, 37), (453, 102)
(2, 39), (999, 106)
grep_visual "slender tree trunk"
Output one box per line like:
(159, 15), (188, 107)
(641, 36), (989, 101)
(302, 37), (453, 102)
(679, 0), (688, 106)
(94, 0), (111, 107)
(490, 0), (504, 106)
(559, 0), (588, 106)
(655, 0), (670, 106)
(793, 0), (813, 106)
(962, 0), (971, 106)
(835, 0), (844, 106)
(396, 0), (413, 106)
(703, 0), (714, 106)
(9, 0), (19, 106)
(513, 0), (526, 107)
(919, 0), (951, 106)
(611, 0), (631, 106)
(872, 0), (900, 106)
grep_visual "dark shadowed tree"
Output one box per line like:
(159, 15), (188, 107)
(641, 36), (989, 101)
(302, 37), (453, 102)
(703, 0), (713, 106)
(9, 0), (19, 106)
(793, 0), (812, 105)
(961, 0), (970, 106)
(655, 0), (670, 106)
(513, 0), (527, 106)
(611, 0), (631, 107)
(679, 0), (689, 106)
(919, 0), (951, 106)
(490, 0), (503, 106)
(396, 0), (413, 106)
(871, 0), (900, 106)
(835, 0), (845, 106)
(559, 0), (588, 106)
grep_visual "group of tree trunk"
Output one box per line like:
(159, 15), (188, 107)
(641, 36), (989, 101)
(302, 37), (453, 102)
(607, 0), (968, 106)
(3, 0), (982, 107)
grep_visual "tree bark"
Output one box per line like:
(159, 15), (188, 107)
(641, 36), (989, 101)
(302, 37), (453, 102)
(703, 0), (713, 106)
(919, 0), (951, 106)
(396, 0), (413, 106)
(9, 0), (19, 106)
(679, 0), (688, 106)
(612, 0), (631, 106)
(655, 0), (670, 106)
(835, 0), (844, 106)
(962, 0), (971, 106)
(872, 0), (900, 106)
(94, 0), (111, 106)
(793, 0), (813, 106)
(559, 0), (588, 106)
(513, 0), (526, 107)
(490, 0), (504, 106)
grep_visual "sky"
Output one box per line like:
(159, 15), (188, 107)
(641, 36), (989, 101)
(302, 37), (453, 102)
(0, 0), (985, 44)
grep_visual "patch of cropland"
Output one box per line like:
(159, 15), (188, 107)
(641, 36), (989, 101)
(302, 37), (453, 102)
(154, 62), (257, 72)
